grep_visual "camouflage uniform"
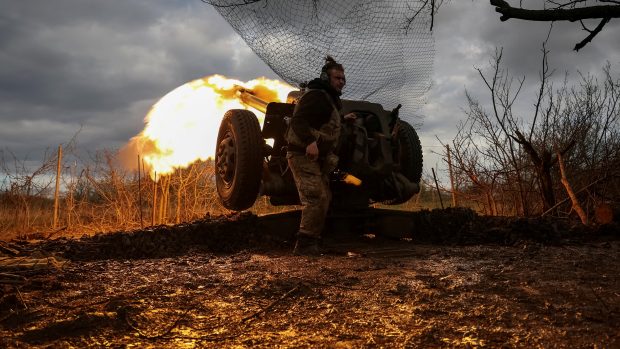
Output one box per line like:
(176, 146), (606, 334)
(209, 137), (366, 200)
(286, 89), (341, 238)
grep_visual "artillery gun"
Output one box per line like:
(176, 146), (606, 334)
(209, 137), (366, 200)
(215, 86), (423, 234)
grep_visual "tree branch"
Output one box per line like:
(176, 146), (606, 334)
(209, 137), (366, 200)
(490, 1), (617, 50)
(490, 0), (620, 22)
(574, 17), (611, 51)
(557, 150), (588, 224)
(404, 0), (431, 33)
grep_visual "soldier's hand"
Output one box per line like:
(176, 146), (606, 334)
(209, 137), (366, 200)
(343, 112), (357, 121)
(305, 141), (319, 161)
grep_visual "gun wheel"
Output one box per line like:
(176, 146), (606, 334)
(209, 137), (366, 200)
(215, 109), (263, 211)
(396, 120), (423, 184)
(384, 120), (423, 205)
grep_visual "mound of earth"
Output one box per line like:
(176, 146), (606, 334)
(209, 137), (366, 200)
(2, 208), (616, 261)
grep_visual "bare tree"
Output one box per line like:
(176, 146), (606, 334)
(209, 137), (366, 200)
(449, 41), (620, 217)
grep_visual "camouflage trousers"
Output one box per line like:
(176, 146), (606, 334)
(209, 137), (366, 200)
(287, 152), (332, 239)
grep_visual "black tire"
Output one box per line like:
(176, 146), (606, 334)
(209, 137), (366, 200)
(396, 120), (423, 184)
(383, 120), (423, 205)
(215, 109), (263, 211)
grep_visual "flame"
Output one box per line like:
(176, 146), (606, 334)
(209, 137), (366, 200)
(122, 75), (294, 179)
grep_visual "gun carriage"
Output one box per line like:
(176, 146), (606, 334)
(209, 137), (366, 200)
(215, 86), (423, 234)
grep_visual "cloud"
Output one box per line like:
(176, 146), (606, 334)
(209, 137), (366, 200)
(0, 0), (618, 180)
(0, 0), (276, 161)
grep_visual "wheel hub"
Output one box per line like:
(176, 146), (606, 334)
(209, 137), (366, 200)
(216, 132), (236, 186)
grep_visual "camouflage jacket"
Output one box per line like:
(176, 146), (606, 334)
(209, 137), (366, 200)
(286, 86), (341, 156)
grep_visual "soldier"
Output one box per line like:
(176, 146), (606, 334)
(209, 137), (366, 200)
(286, 56), (355, 255)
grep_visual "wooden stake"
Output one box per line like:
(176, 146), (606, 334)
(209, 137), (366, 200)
(165, 175), (170, 222)
(176, 168), (182, 224)
(67, 163), (74, 229)
(53, 144), (62, 229)
(138, 155), (143, 228)
(446, 145), (457, 207)
(159, 175), (170, 224)
(160, 175), (166, 223)
(152, 171), (157, 226)
(431, 168), (444, 209)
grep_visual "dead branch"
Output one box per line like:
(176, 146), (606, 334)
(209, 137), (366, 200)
(242, 283), (301, 322)
(490, 1), (620, 22)
(541, 175), (609, 216)
(0, 272), (27, 285)
(0, 242), (21, 256)
(15, 286), (28, 309)
(574, 16), (611, 51)
(45, 225), (68, 240)
(0, 272), (27, 281)
(404, 0), (431, 33)
(557, 151), (588, 224)
(125, 306), (193, 339)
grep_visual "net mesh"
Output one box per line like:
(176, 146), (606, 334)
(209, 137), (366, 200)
(207, 0), (435, 124)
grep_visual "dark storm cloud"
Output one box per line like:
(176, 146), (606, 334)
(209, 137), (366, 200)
(1, 0), (618, 173)
(478, 13), (620, 79)
(0, 1), (237, 112)
(3, 0), (162, 29)
(0, 0), (276, 161)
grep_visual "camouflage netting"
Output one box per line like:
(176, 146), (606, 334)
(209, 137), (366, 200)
(206, 0), (435, 124)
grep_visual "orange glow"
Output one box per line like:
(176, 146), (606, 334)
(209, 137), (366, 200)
(123, 75), (294, 179)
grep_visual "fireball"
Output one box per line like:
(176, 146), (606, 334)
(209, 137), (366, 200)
(123, 75), (294, 179)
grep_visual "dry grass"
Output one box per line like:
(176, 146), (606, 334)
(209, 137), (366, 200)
(1, 147), (460, 240)
(11, 140), (604, 241)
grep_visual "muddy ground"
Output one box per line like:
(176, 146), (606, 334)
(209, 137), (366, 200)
(1, 208), (619, 348)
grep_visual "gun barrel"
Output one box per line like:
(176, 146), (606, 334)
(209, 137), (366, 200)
(235, 86), (269, 114)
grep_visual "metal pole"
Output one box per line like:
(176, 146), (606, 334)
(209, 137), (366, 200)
(53, 144), (62, 228)
(431, 168), (444, 209)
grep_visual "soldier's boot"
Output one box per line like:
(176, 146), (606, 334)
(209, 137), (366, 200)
(293, 234), (321, 256)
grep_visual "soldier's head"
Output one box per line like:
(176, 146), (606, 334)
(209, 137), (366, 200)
(321, 56), (346, 94)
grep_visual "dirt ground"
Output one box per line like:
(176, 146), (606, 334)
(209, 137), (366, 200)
(1, 208), (619, 348)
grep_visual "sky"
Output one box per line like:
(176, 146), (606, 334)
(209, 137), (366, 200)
(1, 0), (618, 178)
